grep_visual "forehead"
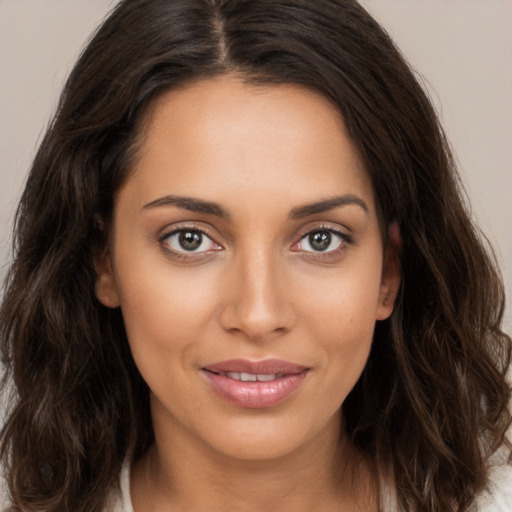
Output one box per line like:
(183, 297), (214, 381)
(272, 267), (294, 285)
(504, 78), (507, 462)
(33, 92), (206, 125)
(121, 75), (376, 218)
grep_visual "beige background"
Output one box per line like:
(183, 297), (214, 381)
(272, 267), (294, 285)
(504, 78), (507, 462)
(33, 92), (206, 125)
(1, 0), (511, 330)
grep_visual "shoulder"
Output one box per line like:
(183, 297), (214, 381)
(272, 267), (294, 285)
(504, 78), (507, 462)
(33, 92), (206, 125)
(476, 444), (512, 512)
(0, 474), (11, 512)
(0, 464), (133, 512)
(106, 458), (133, 512)
(378, 444), (512, 512)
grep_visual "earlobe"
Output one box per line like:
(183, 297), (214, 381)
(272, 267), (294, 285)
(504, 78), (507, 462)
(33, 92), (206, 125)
(376, 223), (401, 320)
(94, 250), (120, 308)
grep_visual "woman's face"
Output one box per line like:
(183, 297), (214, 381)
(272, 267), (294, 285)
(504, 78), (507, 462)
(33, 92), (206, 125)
(96, 76), (400, 461)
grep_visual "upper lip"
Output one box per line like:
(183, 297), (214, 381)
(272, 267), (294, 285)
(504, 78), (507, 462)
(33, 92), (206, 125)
(202, 358), (309, 375)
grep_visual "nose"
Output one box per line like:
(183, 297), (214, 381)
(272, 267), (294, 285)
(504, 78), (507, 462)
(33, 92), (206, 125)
(218, 247), (296, 343)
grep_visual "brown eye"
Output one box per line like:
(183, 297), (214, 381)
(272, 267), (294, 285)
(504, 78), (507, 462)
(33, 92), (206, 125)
(178, 230), (203, 251)
(161, 229), (220, 254)
(296, 228), (350, 254)
(308, 231), (332, 251)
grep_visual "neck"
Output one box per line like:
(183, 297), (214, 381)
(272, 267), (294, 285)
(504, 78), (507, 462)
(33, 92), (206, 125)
(130, 402), (378, 512)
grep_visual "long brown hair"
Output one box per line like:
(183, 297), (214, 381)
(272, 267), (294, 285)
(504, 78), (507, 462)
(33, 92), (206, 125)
(1, 1), (510, 510)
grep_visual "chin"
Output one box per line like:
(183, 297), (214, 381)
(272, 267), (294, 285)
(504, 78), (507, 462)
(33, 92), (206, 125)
(199, 409), (341, 463)
(209, 432), (309, 462)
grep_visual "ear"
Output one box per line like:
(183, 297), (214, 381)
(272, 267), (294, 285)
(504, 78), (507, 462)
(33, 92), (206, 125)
(94, 248), (121, 308)
(376, 223), (401, 321)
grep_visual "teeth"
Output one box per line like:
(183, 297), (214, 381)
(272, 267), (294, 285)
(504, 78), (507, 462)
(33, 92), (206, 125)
(221, 372), (280, 382)
(255, 374), (276, 382)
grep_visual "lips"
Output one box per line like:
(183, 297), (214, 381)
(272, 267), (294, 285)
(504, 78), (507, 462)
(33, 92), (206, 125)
(201, 359), (310, 408)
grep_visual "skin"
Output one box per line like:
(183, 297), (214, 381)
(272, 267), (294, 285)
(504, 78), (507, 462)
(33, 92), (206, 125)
(96, 75), (400, 511)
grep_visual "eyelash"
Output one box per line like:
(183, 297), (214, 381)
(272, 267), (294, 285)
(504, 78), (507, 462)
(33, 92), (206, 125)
(158, 222), (220, 262)
(158, 223), (354, 262)
(293, 224), (354, 260)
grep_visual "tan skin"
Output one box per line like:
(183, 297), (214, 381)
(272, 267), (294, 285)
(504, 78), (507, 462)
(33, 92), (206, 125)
(96, 75), (401, 511)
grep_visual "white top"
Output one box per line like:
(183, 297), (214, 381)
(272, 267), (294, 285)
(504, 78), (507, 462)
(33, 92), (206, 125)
(108, 461), (133, 512)
(108, 453), (512, 512)
(1, 450), (510, 511)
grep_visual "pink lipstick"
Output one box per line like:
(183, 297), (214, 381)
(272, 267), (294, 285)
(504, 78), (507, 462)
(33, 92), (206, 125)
(201, 359), (309, 408)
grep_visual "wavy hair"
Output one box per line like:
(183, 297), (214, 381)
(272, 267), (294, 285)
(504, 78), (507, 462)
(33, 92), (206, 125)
(1, 0), (510, 510)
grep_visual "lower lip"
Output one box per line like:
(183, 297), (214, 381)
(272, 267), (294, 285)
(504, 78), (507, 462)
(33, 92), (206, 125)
(202, 370), (309, 408)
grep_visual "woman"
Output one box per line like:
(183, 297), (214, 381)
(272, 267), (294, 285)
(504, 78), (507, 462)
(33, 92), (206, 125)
(1, 0), (511, 510)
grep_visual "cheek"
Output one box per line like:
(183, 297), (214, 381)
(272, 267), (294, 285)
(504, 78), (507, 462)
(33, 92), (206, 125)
(296, 261), (382, 392)
(300, 258), (382, 336)
(114, 260), (220, 378)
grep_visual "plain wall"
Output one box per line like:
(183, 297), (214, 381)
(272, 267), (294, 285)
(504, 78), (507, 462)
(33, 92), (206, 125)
(1, 0), (511, 330)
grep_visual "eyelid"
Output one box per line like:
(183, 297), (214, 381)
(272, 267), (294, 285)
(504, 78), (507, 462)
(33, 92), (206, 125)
(291, 222), (354, 256)
(158, 222), (223, 260)
(296, 222), (354, 243)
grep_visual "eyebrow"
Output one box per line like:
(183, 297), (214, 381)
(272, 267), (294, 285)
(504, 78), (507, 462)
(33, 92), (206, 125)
(142, 195), (229, 217)
(289, 194), (368, 218)
(142, 193), (368, 219)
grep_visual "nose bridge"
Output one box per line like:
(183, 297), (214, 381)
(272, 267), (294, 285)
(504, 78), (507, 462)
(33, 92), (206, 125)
(241, 245), (278, 308)
(220, 240), (293, 340)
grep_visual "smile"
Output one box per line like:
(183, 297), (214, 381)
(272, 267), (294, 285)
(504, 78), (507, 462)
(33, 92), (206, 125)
(215, 372), (285, 382)
(201, 359), (310, 408)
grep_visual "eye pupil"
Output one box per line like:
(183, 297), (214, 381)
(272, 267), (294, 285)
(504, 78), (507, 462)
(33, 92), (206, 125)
(309, 231), (331, 251)
(178, 230), (202, 251)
